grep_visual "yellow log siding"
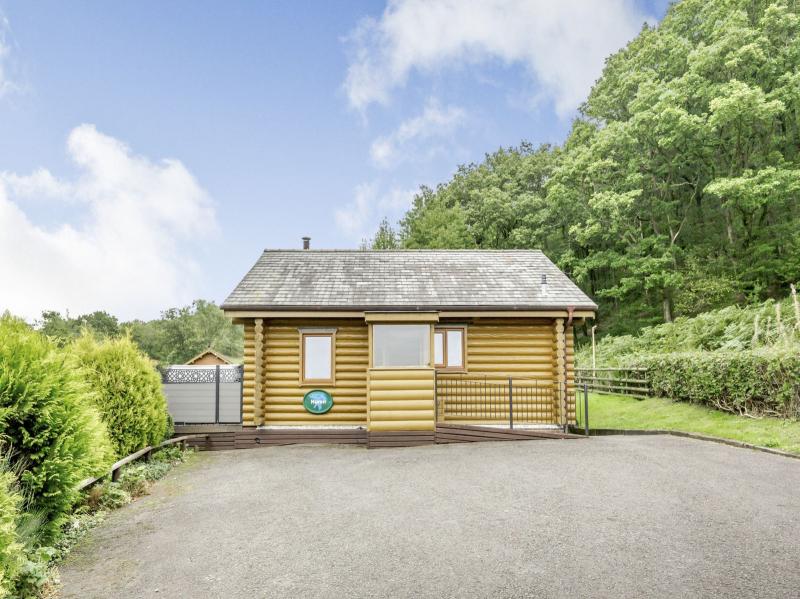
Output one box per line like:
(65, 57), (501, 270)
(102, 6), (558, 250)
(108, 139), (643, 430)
(367, 368), (435, 431)
(239, 316), (578, 428)
(436, 318), (575, 425)
(242, 321), (256, 426)
(261, 319), (368, 426)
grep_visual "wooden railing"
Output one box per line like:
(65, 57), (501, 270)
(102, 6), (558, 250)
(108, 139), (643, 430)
(574, 367), (651, 399)
(77, 435), (192, 491)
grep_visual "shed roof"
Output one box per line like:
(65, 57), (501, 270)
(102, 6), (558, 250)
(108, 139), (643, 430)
(222, 250), (597, 312)
(184, 348), (236, 365)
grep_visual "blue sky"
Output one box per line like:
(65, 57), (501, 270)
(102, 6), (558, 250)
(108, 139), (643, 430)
(0, 0), (669, 320)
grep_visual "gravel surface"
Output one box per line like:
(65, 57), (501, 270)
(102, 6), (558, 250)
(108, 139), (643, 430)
(58, 436), (800, 599)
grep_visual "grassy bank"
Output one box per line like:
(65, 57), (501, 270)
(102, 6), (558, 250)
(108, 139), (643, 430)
(581, 393), (800, 455)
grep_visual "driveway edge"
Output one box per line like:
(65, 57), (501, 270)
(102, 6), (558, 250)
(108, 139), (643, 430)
(569, 427), (800, 461)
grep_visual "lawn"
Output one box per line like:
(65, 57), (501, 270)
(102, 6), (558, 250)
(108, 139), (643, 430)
(581, 393), (800, 455)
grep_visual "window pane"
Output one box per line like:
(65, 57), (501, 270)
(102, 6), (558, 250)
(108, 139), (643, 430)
(304, 336), (332, 380)
(373, 325), (430, 367)
(446, 330), (463, 368)
(434, 332), (444, 365)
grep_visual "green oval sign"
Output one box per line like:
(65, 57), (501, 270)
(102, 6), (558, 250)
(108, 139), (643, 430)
(303, 390), (333, 414)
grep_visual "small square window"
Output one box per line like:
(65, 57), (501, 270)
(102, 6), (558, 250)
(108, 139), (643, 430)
(435, 327), (465, 370)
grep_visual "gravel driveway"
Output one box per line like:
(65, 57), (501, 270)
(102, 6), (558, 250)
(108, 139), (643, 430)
(59, 436), (800, 599)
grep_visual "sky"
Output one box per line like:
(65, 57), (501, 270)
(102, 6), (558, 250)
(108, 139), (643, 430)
(0, 0), (669, 321)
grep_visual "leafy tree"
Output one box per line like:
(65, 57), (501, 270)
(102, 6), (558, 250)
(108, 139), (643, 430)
(385, 0), (800, 336)
(34, 301), (243, 366)
(127, 300), (243, 366)
(362, 218), (400, 249)
(37, 310), (120, 344)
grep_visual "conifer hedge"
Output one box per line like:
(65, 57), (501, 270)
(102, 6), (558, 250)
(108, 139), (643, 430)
(0, 467), (22, 599)
(0, 316), (113, 541)
(636, 349), (800, 418)
(70, 335), (170, 457)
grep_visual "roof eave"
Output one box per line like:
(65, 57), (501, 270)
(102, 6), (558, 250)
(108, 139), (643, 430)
(221, 303), (598, 313)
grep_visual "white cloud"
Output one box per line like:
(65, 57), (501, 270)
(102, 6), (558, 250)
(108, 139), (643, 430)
(2, 168), (73, 201)
(378, 187), (415, 213)
(370, 98), (466, 167)
(0, 14), (16, 98)
(335, 182), (415, 239)
(335, 182), (376, 236)
(344, 0), (653, 117)
(0, 124), (217, 320)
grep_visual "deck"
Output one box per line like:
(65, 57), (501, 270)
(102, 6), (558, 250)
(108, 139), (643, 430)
(179, 424), (583, 451)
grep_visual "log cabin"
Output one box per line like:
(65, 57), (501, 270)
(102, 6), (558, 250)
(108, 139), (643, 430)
(221, 246), (596, 442)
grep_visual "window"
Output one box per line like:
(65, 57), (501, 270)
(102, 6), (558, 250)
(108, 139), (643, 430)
(434, 331), (444, 365)
(372, 324), (430, 367)
(434, 327), (465, 370)
(301, 331), (334, 383)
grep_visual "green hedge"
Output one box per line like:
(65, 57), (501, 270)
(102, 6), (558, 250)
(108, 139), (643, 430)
(0, 316), (113, 542)
(0, 466), (22, 599)
(635, 349), (800, 418)
(70, 335), (170, 457)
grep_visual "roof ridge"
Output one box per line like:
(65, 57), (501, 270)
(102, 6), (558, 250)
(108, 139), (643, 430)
(261, 248), (546, 253)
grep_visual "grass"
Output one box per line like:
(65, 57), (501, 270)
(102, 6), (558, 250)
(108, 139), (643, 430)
(580, 393), (800, 454)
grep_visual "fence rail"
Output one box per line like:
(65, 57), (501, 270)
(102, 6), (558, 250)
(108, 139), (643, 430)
(77, 435), (192, 491)
(435, 374), (565, 428)
(575, 367), (651, 398)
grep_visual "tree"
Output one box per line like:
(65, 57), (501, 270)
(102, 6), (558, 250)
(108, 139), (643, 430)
(363, 218), (400, 249)
(34, 300), (244, 366)
(37, 310), (120, 344)
(127, 300), (243, 366)
(381, 0), (800, 336)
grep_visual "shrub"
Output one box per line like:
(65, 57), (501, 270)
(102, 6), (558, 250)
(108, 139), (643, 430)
(0, 316), (113, 541)
(116, 446), (191, 499)
(118, 465), (150, 498)
(90, 482), (131, 512)
(635, 349), (800, 418)
(0, 465), (22, 599)
(14, 546), (56, 599)
(578, 295), (800, 367)
(70, 334), (170, 457)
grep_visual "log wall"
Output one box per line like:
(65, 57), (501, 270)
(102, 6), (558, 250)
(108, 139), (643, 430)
(239, 316), (577, 428)
(261, 319), (369, 426)
(367, 368), (436, 431)
(436, 318), (575, 425)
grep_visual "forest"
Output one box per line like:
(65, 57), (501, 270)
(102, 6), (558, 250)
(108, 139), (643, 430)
(365, 0), (800, 338)
(36, 300), (243, 367)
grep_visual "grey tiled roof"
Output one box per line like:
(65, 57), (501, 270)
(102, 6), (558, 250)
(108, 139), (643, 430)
(222, 250), (597, 311)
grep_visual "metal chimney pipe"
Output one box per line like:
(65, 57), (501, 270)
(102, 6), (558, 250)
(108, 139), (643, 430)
(302, 237), (310, 250)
